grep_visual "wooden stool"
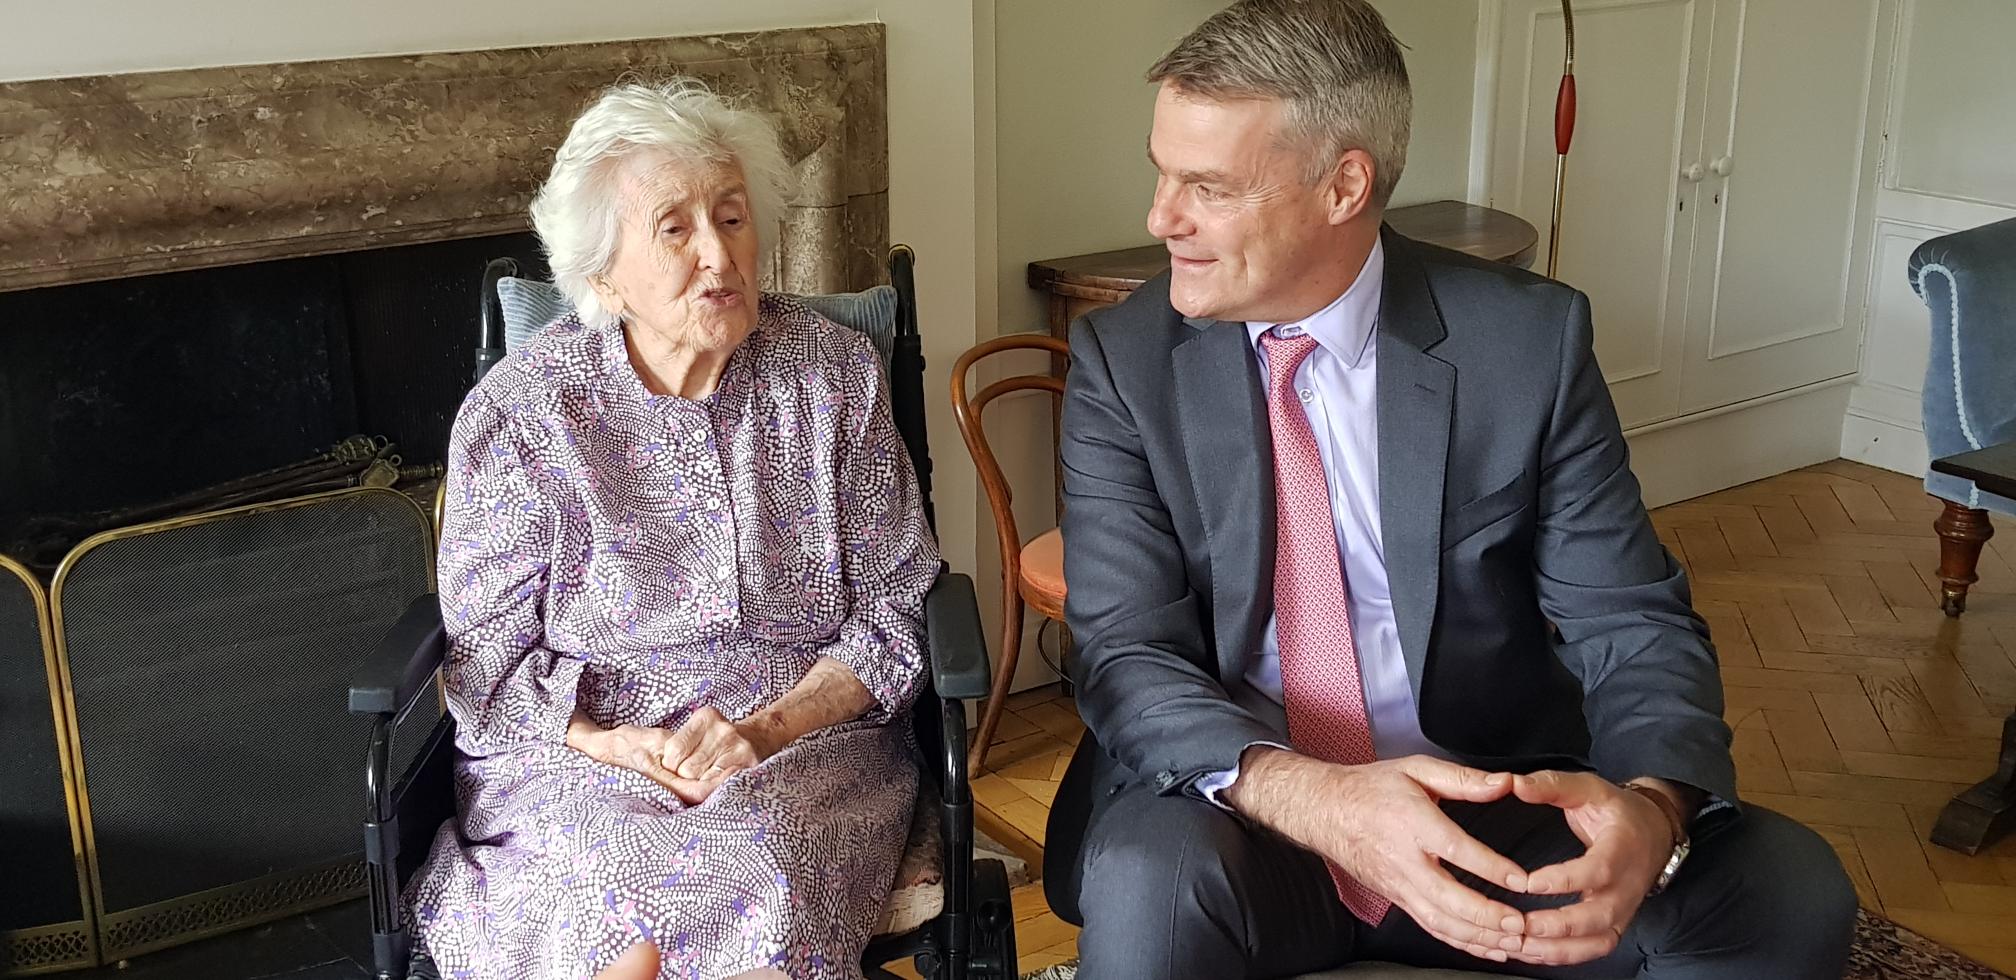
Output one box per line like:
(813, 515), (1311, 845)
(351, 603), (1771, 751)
(952, 333), (1072, 773)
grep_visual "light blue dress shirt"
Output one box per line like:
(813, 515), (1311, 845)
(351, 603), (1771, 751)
(1196, 240), (1446, 803)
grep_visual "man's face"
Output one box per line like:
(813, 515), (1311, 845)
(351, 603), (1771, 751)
(1145, 84), (1347, 323)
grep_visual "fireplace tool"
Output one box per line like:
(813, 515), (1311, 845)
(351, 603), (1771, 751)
(6, 436), (440, 573)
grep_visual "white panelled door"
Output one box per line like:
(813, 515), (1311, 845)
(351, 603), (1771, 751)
(1489, 0), (1711, 429)
(1677, 0), (1883, 412)
(1489, 0), (1883, 426)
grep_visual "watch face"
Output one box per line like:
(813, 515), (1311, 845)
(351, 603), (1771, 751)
(1651, 840), (1691, 896)
(1664, 841), (1692, 880)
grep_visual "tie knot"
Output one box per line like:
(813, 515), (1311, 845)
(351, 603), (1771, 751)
(1260, 329), (1320, 390)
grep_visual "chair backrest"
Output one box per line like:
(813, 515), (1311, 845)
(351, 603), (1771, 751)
(950, 334), (1070, 584)
(475, 248), (936, 530)
(1910, 217), (2016, 513)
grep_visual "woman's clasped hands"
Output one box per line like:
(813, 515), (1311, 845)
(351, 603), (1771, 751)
(567, 706), (784, 805)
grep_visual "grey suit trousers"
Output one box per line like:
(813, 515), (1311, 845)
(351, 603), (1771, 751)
(1071, 786), (1856, 980)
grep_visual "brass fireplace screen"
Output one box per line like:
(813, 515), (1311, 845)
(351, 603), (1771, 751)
(1, 488), (436, 973)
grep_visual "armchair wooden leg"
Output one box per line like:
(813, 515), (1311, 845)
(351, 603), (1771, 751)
(1934, 500), (1994, 617)
(969, 590), (1024, 774)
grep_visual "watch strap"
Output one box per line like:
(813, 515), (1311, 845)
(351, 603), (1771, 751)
(1622, 780), (1691, 897)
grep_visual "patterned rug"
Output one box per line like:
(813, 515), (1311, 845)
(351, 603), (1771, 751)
(1019, 909), (2009, 979)
(1847, 909), (2009, 980)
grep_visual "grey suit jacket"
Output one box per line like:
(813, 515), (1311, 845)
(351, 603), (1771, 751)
(1047, 228), (1736, 890)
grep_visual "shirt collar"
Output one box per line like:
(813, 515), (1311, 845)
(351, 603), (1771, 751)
(1244, 237), (1385, 369)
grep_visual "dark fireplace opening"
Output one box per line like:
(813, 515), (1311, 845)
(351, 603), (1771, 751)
(0, 232), (550, 574)
(2, 231), (550, 973)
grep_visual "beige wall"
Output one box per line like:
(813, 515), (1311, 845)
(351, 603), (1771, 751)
(982, 0), (1482, 691)
(1384, 0), (1487, 206)
(1, 0), (995, 586)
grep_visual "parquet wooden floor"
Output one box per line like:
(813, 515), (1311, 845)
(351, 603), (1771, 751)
(940, 461), (2016, 977)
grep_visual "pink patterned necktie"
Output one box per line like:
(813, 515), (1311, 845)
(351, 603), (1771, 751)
(1260, 329), (1392, 926)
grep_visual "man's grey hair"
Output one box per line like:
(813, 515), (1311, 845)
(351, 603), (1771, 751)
(1149, 0), (1411, 207)
(529, 78), (796, 329)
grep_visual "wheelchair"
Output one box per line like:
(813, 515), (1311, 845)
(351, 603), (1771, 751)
(346, 246), (1019, 980)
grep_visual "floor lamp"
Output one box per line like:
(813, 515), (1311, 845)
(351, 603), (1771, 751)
(1546, 0), (1578, 279)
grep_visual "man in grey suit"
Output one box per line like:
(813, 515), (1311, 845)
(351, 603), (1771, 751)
(1043, 2), (1857, 977)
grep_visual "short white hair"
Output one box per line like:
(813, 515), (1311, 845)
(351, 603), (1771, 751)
(529, 78), (796, 328)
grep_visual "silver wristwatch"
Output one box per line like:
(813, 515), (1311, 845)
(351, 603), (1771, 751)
(1622, 781), (1692, 896)
(1649, 836), (1691, 896)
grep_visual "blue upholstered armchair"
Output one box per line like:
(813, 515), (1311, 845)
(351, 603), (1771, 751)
(1911, 217), (2016, 616)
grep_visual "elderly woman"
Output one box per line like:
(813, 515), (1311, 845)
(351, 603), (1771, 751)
(405, 79), (939, 980)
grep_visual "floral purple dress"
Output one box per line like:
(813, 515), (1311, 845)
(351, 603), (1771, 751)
(406, 295), (940, 979)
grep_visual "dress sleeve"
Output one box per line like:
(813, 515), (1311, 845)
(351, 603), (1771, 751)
(819, 333), (940, 723)
(436, 390), (586, 755)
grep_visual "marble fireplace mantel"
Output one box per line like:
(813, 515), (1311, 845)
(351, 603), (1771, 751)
(0, 23), (889, 296)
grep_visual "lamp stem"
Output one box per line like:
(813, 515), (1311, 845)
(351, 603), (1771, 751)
(1545, 1), (1578, 280)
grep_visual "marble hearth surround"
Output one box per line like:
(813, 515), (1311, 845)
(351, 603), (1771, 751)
(0, 23), (888, 296)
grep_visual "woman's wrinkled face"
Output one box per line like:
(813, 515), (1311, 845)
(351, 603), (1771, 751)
(592, 149), (761, 352)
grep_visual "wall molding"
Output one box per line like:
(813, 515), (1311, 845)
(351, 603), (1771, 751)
(1626, 380), (1853, 507)
(1841, 410), (1928, 477)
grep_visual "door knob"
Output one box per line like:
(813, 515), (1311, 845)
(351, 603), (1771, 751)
(1680, 162), (1705, 183)
(1710, 155), (1735, 177)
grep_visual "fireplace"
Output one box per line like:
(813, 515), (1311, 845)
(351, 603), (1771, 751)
(0, 23), (889, 974)
(0, 232), (548, 574)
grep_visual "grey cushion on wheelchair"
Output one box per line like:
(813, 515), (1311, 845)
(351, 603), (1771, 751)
(495, 276), (900, 370)
(495, 276), (574, 352)
(794, 285), (901, 368)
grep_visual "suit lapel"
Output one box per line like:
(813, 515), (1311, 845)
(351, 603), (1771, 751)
(1174, 318), (1273, 679)
(1374, 229), (1454, 695)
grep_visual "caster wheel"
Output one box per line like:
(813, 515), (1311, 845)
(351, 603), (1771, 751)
(971, 858), (1019, 979)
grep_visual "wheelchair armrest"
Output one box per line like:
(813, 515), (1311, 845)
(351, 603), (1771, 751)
(924, 570), (990, 702)
(348, 593), (446, 717)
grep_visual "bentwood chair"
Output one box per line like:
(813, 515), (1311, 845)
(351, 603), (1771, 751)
(951, 334), (1071, 773)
